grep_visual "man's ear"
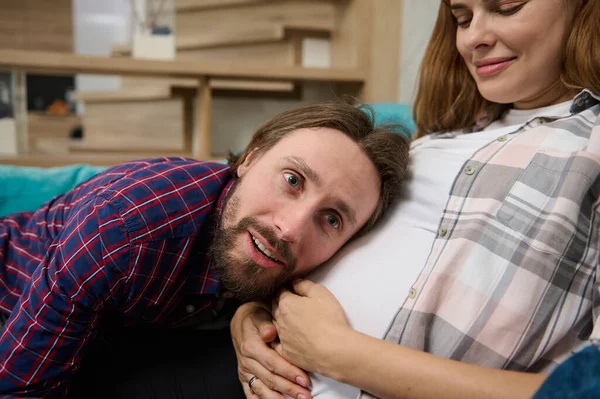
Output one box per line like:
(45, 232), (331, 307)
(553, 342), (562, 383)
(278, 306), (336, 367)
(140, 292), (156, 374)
(237, 150), (257, 178)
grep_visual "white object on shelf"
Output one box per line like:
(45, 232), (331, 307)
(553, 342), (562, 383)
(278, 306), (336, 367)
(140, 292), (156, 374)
(131, 0), (176, 60)
(132, 30), (175, 60)
(0, 118), (18, 155)
(303, 38), (331, 69)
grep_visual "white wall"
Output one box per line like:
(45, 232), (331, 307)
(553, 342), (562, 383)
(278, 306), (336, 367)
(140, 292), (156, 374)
(73, 0), (131, 94)
(397, 0), (439, 104)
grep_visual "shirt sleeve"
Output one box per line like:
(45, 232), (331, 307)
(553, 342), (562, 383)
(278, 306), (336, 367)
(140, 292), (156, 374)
(0, 196), (130, 398)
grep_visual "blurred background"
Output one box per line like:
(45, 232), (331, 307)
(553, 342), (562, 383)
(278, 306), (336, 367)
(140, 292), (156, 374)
(0, 0), (437, 167)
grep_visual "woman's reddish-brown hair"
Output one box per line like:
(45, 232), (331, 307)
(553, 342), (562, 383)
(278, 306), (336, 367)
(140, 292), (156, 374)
(413, 0), (600, 137)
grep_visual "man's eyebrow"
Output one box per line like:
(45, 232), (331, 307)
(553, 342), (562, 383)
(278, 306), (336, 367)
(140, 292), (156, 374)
(284, 156), (321, 186)
(283, 156), (357, 227)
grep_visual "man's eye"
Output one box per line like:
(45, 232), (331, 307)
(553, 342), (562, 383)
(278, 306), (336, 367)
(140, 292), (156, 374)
(284, 172), (301, 188)
(325, 214), (341, 229)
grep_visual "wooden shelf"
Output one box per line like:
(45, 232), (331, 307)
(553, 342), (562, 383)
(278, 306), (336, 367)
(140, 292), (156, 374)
(176, 0), (269, 12)
(210, 79), (295, 92)
(68, 141), (188, 154)
(71, 79), (295, 103)
(0, 49), (365, 83)
(70, 87), (172, 102)
(0, 153), (227, 167)
(0, 0), (402, 169)
(117, 25), (284, 54)
(27, 113), (80, 154)
(112, 23), (330, 56)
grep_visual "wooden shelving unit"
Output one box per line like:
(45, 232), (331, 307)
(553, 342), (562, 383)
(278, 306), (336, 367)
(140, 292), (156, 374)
(0, 49), (365, 82)
(0, 49), (365, 166)
(0, 0), (403, 167)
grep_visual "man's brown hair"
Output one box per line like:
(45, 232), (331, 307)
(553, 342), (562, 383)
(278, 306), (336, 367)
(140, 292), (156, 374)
(228, 101), (410, 237)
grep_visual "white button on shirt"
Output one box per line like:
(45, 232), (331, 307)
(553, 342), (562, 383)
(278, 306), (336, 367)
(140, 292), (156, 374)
(185, 304), (195, 314)
(408, 288), (417, 299)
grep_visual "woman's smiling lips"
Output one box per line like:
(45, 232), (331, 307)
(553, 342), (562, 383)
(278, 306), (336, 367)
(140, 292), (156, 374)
(474, 57), (517, 77)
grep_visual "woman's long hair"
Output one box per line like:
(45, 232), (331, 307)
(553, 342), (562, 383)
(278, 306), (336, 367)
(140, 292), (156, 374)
(413, 0), (600, 137)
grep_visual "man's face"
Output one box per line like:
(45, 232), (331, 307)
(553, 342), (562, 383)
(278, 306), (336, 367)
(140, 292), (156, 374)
(210, 127), (381, 301)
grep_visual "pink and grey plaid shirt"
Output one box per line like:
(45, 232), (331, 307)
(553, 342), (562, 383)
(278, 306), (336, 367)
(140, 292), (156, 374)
(0, 158), (233, 398)
(360, 90), (600, 398)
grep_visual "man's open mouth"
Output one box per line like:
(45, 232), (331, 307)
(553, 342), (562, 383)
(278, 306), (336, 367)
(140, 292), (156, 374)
(251, 233), (282, 263)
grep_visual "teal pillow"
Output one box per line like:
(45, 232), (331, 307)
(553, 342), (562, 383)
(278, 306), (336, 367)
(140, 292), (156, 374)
(366, 103), (415, 139)
(0, 164), (106, 217)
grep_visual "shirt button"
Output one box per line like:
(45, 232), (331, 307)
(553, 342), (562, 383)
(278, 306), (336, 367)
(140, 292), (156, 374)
(438, 226), (448, 237)
(185, 304), (196, 314)
(464, 165), (476, 175)
(497, 135), (507, 142)
(409, 288), (417, 299)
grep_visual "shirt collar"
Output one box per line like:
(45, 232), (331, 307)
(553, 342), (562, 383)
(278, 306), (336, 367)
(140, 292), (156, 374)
(570, 89), (600, 114)
(185, 176), (236, 297)
(214, 178), (236, 220)
(469, 89), (600, 133)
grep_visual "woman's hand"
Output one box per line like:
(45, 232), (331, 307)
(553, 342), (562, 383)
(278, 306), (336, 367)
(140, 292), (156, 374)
(272, 279), (351, 375)
(272, 280), (548, 399)
(230, 301), (312, 399)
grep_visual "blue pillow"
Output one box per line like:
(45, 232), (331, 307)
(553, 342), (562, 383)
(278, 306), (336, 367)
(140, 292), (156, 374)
(532, 345), (600, 399)
(0, 164), (105, 217)
(365, 103), (415, 139)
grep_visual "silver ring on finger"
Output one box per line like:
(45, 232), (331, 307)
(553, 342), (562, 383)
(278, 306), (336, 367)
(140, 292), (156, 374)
(248, 375), (258, 394)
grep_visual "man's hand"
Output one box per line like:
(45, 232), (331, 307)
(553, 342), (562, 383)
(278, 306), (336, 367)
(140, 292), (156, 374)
(230, 301), (312, 399)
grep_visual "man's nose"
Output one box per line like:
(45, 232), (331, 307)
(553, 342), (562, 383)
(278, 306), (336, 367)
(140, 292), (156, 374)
(274, 205), (312, 244)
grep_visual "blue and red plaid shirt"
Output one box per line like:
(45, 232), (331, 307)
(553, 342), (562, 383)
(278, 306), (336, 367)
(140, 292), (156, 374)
(0, 157), (234, 398)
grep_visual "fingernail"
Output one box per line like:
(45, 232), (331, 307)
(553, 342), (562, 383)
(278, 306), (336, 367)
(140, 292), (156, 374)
(298, 395), (308, 399)
(296, 376), (308, 388)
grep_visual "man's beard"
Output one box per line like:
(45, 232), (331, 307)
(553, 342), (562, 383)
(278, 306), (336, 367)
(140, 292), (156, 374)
(209, 186), (296, 302)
